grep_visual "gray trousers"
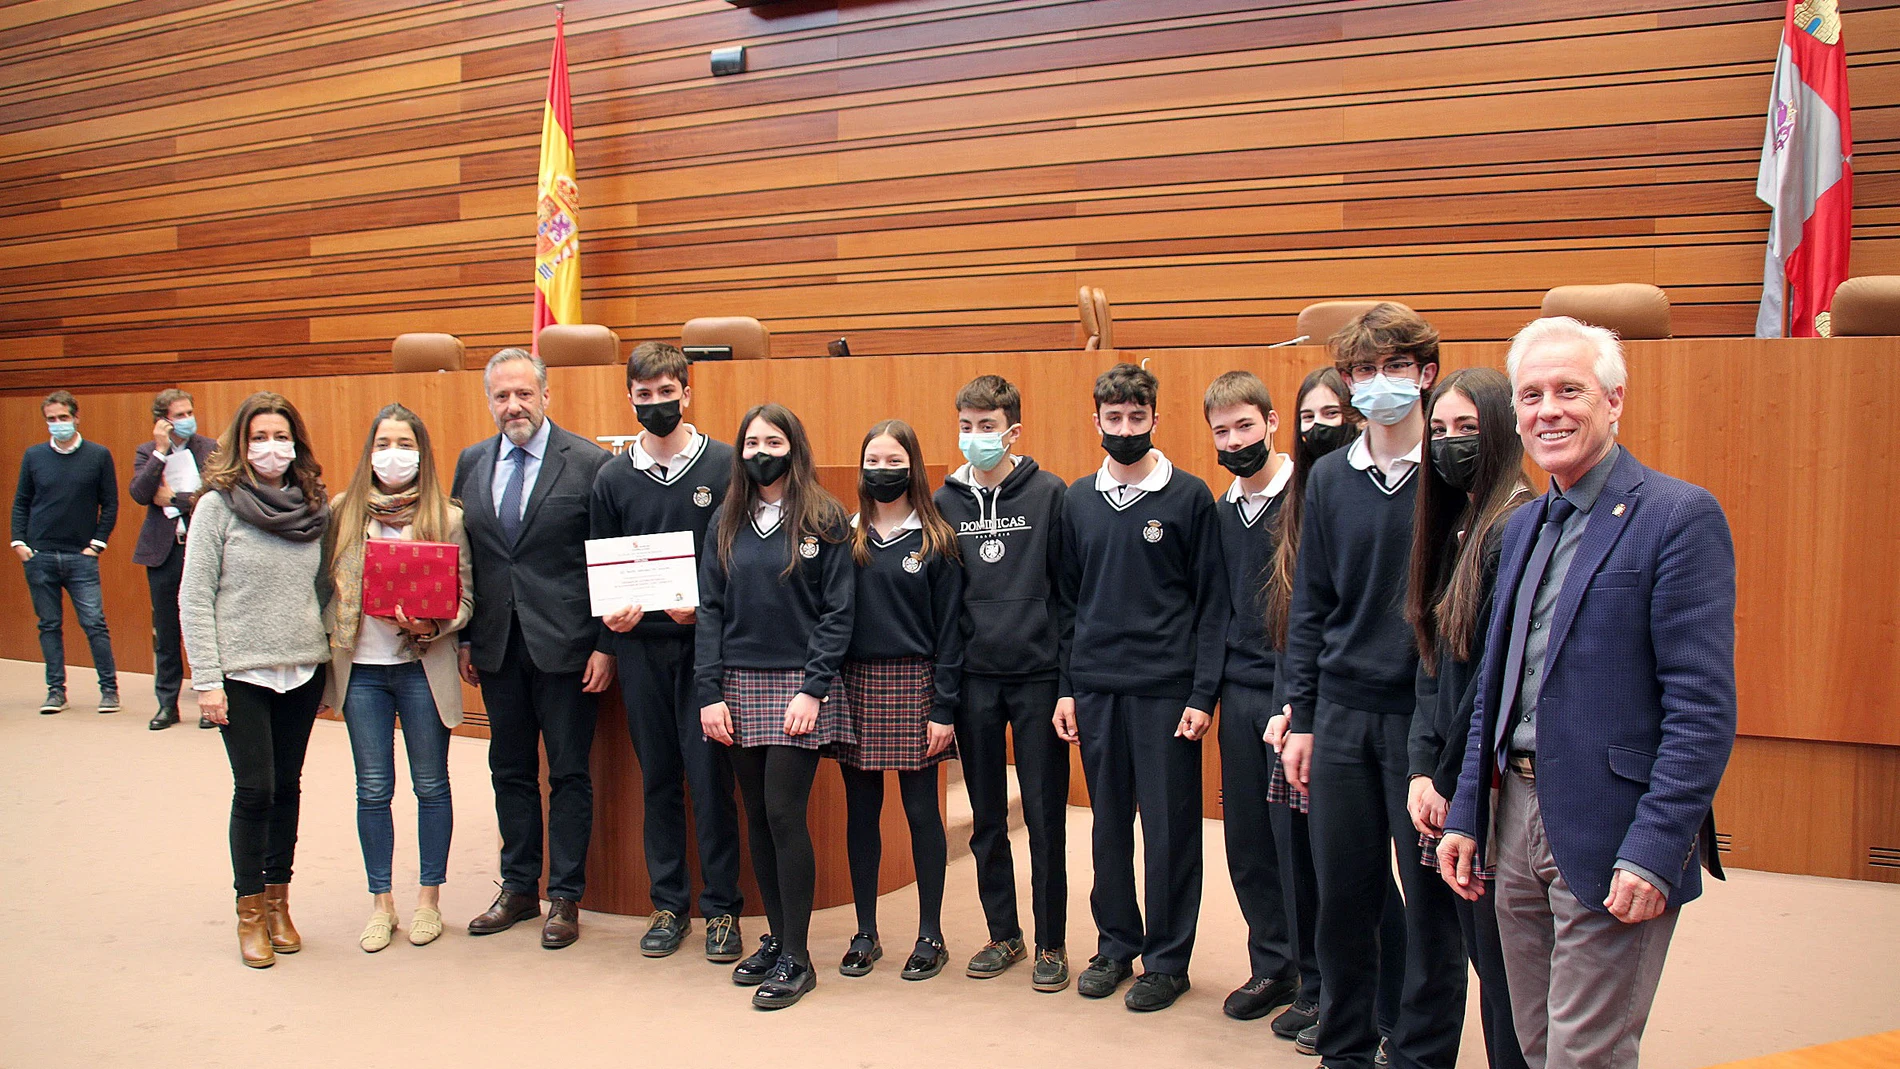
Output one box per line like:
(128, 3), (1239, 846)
(1495, 770), (1678, 1069)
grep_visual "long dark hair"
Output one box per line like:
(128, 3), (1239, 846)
(851, 419), (959, 566)
(1264, 367), (1361, 649)
(327, 403), (456, 582)
(201, 391), (325, 506)
(715, 403), (845, 577)
(1406, 367), (1530, 669)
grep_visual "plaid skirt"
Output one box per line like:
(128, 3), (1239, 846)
(830, 656), (954, 772)
(1418, 830), (1495, 882)
(1266, 760), (1310, 815)
(724, 667), (855, 751)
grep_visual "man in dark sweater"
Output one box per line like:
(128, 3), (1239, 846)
(933, 374), (1073, 991)
(1281, 305), (1466, 1069)
(590, 342), (744, 963)
(1054, 362), (1228, 1013)
(1202, 371), (1303, 1023)
(11, 390), (119, 716)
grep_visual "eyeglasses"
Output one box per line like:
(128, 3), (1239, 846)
(1345, 358), (1419, 383)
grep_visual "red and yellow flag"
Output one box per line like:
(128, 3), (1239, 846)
(532, 8), (579, 346)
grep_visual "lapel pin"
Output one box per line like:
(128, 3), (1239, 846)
(1611, 503), (1626, 517)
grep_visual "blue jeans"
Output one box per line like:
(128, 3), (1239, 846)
(23, 549), (116, 693)
(342, 661), (452, 894)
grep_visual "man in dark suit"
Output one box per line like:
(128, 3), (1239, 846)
(1439, 316), (1736, 1069)
(127, 388), (219, 730)
(453, 347), (615, 949)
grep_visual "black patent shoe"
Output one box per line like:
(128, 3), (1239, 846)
(839, 932), (882, 977)
(732, 934), (782, 986)
(900, 936), (947, 981)
(753, 955), (816, 1009)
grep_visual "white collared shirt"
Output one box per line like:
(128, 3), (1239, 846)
(752, 497), (784, 535)
(218, 664), (319, 695)
(491, 418), (552, 522)
(1094, 449), (1174, 507)
(1225, 453), (1293, 524)
(1346, 432), (1422, 492)
(852, 509), (923, 543)
(50, 431), (82, 455)
(630, 424), (705, 482)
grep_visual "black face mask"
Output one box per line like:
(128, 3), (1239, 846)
(1301, 422), (1354, 459)
(743, 452), (790, 488)
(860, 467), (911, 503)
(634, 399), (682, 438)
(1430, 434), (1484, 492)
(1216, 438), (1269, 478)
(1101, 430), (1152, 466)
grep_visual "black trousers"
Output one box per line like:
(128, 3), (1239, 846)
(1458, 876), (1530, 1069)
(479, 622), (597, 901)
(220, 672), (324, 897)
(145, 541), (185, 711)
(1309, 698), (1467, 1069)
(1218, 682), (1297, 982)
(1076, 691), (1202, 976)
(955, 674), (1069, 949)
(616, 636), (742, 917)
(1273, 784), (1408, 1026)
(731, 744), (821, 963)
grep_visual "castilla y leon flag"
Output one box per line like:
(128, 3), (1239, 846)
(1755, 0), (1853, 338)
(532, 7), (579, 349)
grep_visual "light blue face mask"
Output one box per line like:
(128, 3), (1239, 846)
(48, 420), (77, 443)
(1351, 375), (1422, 426)
(958, 430), (1011, 472)
(170, 416), (197, 438)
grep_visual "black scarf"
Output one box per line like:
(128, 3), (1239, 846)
(222, 480), (328, 543)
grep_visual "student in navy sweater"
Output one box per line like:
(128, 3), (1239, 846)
(593, 342), (744, 964)
(833, 419), (965, 982)
(934, 374), (1073, 991)
(1281, 304), (1467, 1069)
(696, 403), (854, 1011)
(1200, 371), (1301, 1022)
(1404, 368), (1531, 1069)
(11, 389), (120, 716)
(1053, 362), (1228, 1013)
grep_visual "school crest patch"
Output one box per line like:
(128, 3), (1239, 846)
(902, 552), (924, 574)
(1142, 519), (1164, 543)
(693, 486), (712, 508)
(979, 538), (1005, 563)
(798, 536), (820, 559)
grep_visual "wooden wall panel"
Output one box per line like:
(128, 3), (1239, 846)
(2, 0), (1899, 389)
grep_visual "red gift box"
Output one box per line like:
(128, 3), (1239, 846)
(362, 538), (461, 620)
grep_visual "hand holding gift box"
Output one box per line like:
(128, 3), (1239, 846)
(363, 538), (462, 621)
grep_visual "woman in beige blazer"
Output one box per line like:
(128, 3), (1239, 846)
(322, 403), (475, 953)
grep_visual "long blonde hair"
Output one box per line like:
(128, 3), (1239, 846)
(325, 403), (455, 582)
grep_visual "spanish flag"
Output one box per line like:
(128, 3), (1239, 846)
(532, 7), (579, 347)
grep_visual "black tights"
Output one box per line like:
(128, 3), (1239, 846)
(841, 766), (947, 944)
(730, 744), (821, 964)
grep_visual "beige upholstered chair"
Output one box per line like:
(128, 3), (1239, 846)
(682, 317), (772, 360)
(1827, 277), (1900, 336)
(1295, 301), (1407, 347)
(536, 323), (621, 366)
(1078, 286), (1114, 350)
(391, 333), (464, 373)
(1540, 284), (1672, 340)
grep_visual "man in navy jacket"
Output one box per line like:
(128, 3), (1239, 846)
(1439, 316), (1735, 1069)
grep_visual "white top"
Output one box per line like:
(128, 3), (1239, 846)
(852, 509), (923, 543)
(1093, 449), (1174, 507)
(224, 664), (319, 694)
(752, 497), (783, 535)
(1346, 432), (1422, 492)
(352, 519), (416, 666)
(50, 432), (82, 454)
(630, 425), (705, 482)
(1224, 454), (1294, 525)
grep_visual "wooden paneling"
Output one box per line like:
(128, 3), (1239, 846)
(3, 1), (1899, 389)
(4, 339), (1893, 881)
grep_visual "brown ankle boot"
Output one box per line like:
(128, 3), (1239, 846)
(263, 883), (302, 953)
(236, 893), (276, 968)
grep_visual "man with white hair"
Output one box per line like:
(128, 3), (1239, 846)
(1437, 317), (1736, 1068)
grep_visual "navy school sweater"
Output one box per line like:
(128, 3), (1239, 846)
(1058, 459), (1229, 710)
(693, 505), (855, 707)
(589, 433), (734, 644)
(933, 455), (1068, 681)
(1282, 446), (1422, 730)
(846, 519), (967, 724)
(1215, 477), (1288, 692)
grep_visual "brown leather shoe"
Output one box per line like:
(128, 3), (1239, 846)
(541, 897), (580, 949)
(262, 883), (301, 953)
(236, 893), (275, 969)
(468, 889), (541, 935)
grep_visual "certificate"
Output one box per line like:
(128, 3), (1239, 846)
(586, 531), (699, 617)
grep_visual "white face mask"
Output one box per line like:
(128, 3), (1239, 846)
(247, 440), (296, 478)
(370, 447), (421, 488)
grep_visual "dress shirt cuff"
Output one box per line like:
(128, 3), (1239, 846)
(1614, 859), (1674, 899)
(89, 539), (108, 551)
(193, 679), (225, 691)
(10, 540), (24, 548)
(1441, 829), (1477, 844)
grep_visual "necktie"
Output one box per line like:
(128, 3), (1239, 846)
(1492, 495), (1577, 769)
(499, 447), (528, 546)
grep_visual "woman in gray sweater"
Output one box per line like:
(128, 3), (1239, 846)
(180, 391), (330, 969)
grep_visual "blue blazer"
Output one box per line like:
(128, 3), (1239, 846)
(1446, 449), (1736, 912)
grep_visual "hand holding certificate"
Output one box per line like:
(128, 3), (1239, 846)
(586, 531), (699, 618)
